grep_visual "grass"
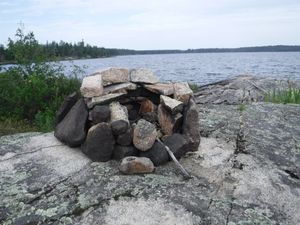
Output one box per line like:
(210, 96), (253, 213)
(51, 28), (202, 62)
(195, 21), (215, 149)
(237, 104), (246, 112)
(189, 82), (199, 93)
(264, 86), (300, 104)
(0, 117), (38, 136)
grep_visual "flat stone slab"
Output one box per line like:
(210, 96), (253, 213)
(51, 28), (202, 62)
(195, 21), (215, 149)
(87, 93), (125, 108)
(130, 68), (159, 84)
(103, 82), (137, 95)
(144, 83), (174, 95)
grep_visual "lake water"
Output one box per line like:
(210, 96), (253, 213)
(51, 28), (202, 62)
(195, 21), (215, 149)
(3, 52), (300, 85)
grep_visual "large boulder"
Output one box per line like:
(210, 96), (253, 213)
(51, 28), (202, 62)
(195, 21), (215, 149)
(82, 123), (115, 162)
(54, 98), (88, 147)
(139, 141), (169, 166)
(163, 133), (189, 159)
(119, 156), (155, 174)
(133, 119), (157, 151)
(80, 74), (103, 98)
(182, 99), (200, 151)
(55, 92), (79, 125)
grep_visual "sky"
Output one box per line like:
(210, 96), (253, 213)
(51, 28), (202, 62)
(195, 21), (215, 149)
(1, 0), (300, 50)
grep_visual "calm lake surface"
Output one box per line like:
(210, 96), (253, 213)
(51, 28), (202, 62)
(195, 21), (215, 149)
(3, 52), (300, 85)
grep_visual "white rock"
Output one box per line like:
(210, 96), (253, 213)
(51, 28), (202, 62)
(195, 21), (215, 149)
(95, 68), (129, 86)
(80, 74), (103, 98)
(130, 68), (159, 84)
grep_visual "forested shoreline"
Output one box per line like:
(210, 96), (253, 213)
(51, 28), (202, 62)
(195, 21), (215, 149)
(1, 37), (300, 65)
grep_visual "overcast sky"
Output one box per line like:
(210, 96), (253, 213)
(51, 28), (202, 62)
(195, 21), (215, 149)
(1, 0), (300, 49)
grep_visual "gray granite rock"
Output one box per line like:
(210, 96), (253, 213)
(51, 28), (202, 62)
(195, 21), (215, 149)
(1, 76), (300, 225)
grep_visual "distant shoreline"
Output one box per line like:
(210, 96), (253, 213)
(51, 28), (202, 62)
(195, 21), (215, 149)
(1, 45), (300, 66)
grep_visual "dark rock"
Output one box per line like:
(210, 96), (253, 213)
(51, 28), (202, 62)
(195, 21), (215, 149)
(113, 145), (138, 160)
(133, 119), (157, 151)
(117, 128), (133, 146)
(55, 92), (78, 125)
(91, 105), (110, 123)
(82, 123), (115, 162)
(54, 98), (88, 147)
(182, 98), (200, 151)
(119, 156), (155, 174)
(111, 120), (129, 135)
(141, 112), (158, 123)
(163, 133), (189, 159)
(139, 141), (169, 166)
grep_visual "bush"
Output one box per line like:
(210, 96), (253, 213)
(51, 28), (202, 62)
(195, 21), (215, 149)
(0, 27), (81, 133)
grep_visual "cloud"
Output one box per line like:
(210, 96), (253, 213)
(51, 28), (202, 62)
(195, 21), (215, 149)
(1, 0), (300, 48)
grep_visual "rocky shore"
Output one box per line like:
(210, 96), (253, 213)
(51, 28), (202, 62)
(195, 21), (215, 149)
(0, 75), (299, 225)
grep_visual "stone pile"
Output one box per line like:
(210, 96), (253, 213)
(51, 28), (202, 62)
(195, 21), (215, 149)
(54, 68), (200, 174)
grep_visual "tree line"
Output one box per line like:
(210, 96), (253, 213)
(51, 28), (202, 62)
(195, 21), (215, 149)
(1, 31), (300, 64)
(0, 37), (134, 64)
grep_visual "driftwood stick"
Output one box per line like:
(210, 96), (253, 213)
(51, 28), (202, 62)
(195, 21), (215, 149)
(156, 138), (192, 179)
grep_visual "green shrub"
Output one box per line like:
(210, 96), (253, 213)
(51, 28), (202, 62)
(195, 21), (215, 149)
(0, 27), (82, 134)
